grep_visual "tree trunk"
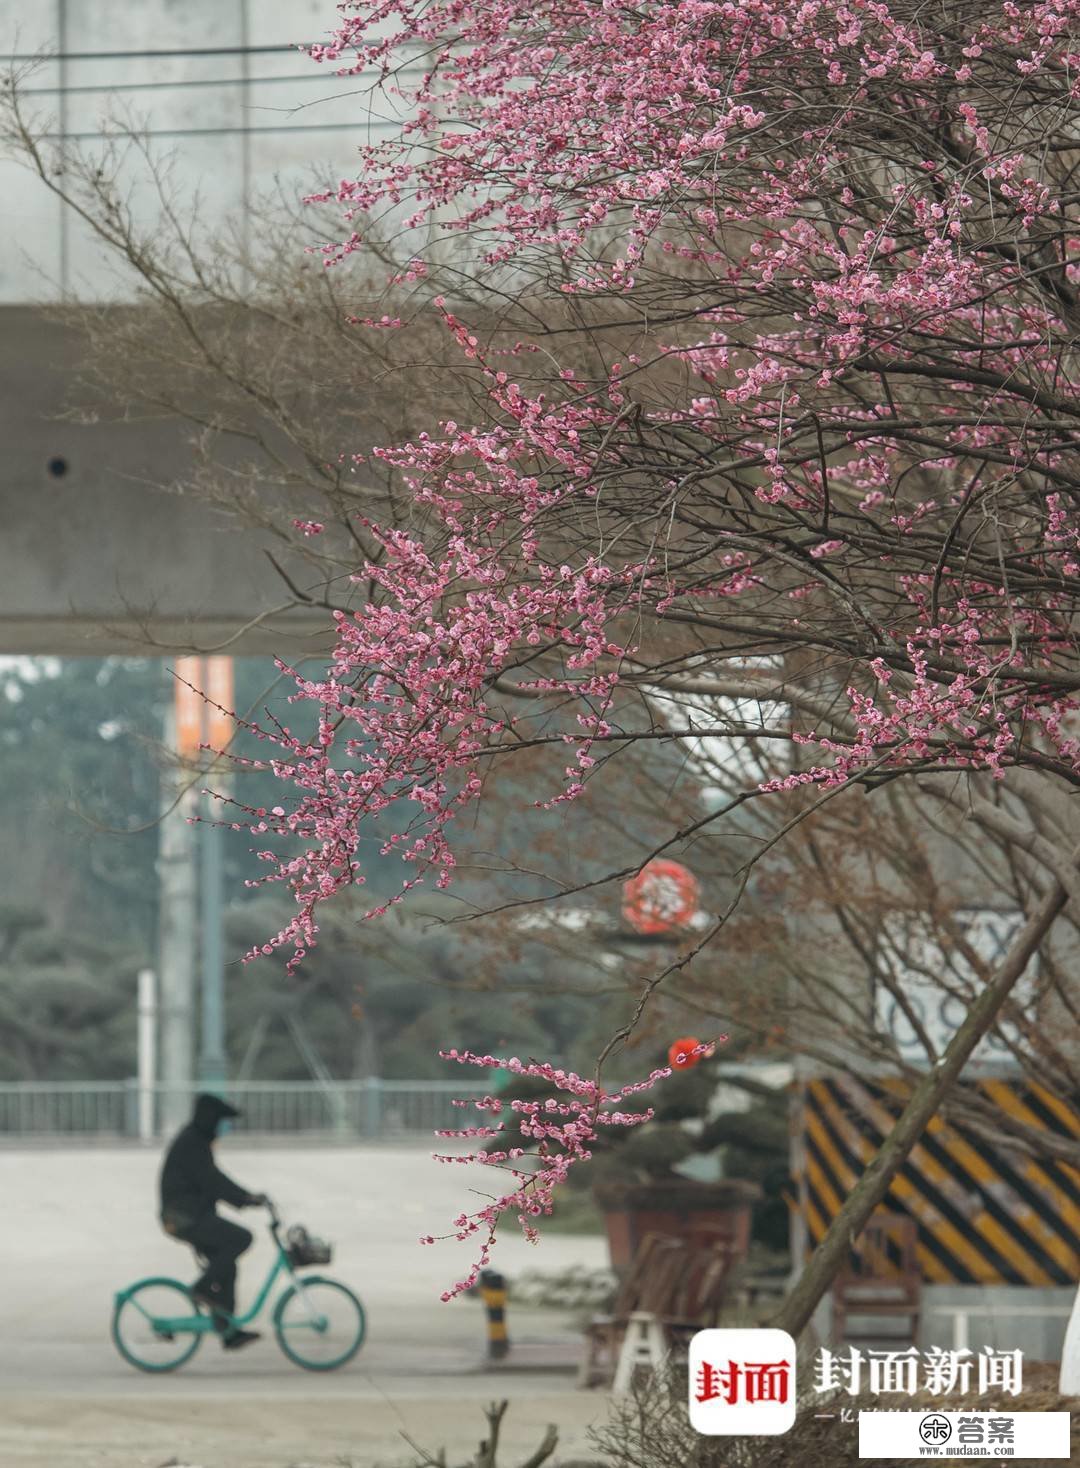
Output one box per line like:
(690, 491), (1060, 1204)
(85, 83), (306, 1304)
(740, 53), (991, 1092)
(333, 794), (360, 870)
(774, 877), (1068, 1340)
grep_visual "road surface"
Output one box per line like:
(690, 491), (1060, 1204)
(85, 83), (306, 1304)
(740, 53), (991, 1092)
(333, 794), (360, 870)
(0, 1142), (613, 1466)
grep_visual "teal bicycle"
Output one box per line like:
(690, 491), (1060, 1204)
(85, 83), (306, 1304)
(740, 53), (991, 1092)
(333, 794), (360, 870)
(111, 1200), (365, 1373)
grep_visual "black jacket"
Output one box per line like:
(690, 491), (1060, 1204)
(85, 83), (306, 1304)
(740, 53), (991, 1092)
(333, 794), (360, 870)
(159, 1093), (256, 1231)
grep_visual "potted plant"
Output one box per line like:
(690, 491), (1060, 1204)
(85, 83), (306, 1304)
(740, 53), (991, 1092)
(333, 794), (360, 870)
(587, 1052), (763, 1269)
(489, 1050), (782, 1273)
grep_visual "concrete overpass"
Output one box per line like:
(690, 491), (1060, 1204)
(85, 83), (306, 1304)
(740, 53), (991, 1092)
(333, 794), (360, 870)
(0, 0), (397, 656)
(0, 308), (338, 655)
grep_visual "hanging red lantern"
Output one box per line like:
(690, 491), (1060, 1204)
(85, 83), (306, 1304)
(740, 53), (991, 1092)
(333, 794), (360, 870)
(668, 1036), (705, 1069)
(622, 859), (700, 935)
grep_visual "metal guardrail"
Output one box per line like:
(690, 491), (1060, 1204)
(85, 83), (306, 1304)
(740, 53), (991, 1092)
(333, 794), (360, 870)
(0, 1079), (487, 1140)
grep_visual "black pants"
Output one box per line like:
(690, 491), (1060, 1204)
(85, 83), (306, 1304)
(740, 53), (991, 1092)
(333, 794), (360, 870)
(177, 1214), (253, 1322)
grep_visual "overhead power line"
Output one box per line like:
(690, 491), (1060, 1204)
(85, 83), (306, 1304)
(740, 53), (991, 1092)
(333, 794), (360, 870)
(7, 44), (299, 61)
(20, 72), (328, 95)
(18, 65), (423, 97)
(46, 120), (393, 141)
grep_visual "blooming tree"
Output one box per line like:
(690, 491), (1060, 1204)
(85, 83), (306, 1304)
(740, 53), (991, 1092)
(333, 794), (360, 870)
(234, 0), (1080, 951)
(223, 0), (1080, 1324)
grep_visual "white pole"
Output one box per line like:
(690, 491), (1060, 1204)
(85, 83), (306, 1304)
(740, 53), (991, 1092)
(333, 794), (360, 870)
(137, 968), (157, 1143)
(1061, 1284), (1080, 1395)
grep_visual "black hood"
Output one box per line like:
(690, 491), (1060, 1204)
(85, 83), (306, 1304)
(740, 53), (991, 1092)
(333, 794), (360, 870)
(191, 1092), (241, 1139)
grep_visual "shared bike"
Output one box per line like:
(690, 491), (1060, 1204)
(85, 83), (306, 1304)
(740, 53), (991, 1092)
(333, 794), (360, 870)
(111, 1200), (365, 1373)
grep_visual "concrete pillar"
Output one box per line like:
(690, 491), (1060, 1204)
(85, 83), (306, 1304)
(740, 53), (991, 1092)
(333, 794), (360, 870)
(137, 967), (157, 1142)
(157, 693), (198, 1133)
(198, 795), (227, 1093)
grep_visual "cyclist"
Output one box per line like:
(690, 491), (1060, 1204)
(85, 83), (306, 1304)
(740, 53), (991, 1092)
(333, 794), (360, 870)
(159, 1093), (267, 1351)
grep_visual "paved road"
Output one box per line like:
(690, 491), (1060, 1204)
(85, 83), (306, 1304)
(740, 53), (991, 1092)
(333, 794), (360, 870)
(0, 1143), (613, 1466)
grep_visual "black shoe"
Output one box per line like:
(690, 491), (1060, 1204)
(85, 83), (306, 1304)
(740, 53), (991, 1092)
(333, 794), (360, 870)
(191, 1283), (229, 1317)
(222, 1329), (260, 1351)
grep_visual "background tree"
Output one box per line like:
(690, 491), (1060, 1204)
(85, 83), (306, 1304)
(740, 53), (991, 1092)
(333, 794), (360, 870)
(0, 656), (669, 1086)
(0, 658), (159, 1077)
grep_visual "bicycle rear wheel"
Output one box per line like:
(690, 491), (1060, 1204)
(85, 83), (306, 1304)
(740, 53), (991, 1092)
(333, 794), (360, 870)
(112, 1278), (207, 1372)
(273, 1275), (365, 1371)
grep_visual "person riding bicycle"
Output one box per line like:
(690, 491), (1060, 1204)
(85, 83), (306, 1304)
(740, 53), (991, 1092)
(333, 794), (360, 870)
(159, 1093), (267, 1351)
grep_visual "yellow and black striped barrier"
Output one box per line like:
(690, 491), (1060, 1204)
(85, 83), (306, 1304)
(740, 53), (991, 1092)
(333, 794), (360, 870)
(797, 1075), (1080, 1284)
(478, 1268), (510, 1359)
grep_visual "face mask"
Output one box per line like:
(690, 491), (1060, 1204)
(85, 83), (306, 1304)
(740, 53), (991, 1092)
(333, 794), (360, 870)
(217, 1119), (233, 1137)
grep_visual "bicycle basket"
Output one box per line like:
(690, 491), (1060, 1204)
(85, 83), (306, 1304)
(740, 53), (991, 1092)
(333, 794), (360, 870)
(286, 1224), (333, 1267)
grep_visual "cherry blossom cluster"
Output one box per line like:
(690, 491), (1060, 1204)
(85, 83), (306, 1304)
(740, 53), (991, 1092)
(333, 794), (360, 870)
(224, 513), (631, 969)
(308, 0), (1077, 272)
(216, 0), (1080, 972)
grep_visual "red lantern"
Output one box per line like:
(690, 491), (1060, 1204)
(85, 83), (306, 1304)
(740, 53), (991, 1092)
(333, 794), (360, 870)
(622, 859), (700, 935)
(668, 1036), (705, 1069)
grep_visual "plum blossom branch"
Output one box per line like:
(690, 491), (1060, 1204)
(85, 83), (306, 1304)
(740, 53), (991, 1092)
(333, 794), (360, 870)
(423, 1043), (720, 1298)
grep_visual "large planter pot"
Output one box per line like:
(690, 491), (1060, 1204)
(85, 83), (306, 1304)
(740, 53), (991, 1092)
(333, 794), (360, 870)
(594, 1178), (761, 1271)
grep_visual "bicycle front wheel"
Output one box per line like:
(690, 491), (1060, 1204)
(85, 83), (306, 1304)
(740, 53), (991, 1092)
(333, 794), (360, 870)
(112, 1278), (207, 1373)
(273, 1275), (365, 1371)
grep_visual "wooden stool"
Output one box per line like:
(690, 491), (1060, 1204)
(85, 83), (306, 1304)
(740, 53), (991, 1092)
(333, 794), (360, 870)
(612, 1311), (669, 1394)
